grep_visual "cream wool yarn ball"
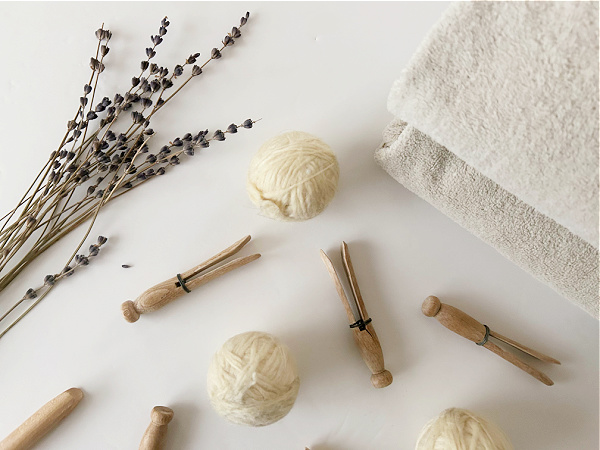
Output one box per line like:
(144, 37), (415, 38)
(416, 408), (514, 450)
(246, 131), (339, 221)
(207, 331), (300, 427)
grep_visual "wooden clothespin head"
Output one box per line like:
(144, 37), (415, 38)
(138, 406), (174, 450)
(321, 242), (393, 388)
(121, 235), (260, 322)
(422, 296), (560, 386)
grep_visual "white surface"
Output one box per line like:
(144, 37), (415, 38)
(0, 2), (597, 450)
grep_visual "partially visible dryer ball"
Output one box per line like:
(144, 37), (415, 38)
(246, 131), (339, 221)
(415, 408), (514, 450)
(207, 331), (300, 427)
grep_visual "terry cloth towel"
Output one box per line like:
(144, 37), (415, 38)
(375, 2), (599, 317)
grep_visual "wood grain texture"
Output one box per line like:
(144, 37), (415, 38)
(138, 406), (174, 450)
(0, 388), (83, 450)
(422, 296), (557, 386)
(320, 244), (392, 388)
(122, 235), (260, 322)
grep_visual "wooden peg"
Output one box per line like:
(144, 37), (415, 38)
(138, 406), (174, 450)
(422, 296), (558, 386)
(321, 245), (393, 388)
(122, 235), (260, 322)
(0, 388), (83, 450)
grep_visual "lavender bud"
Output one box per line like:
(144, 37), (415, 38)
(231, 27), (241, 38)
(44, 275), (55, 286)
(62, 266), (74, 277)
(79, 256), (89, 266)
(213, 130), (225, 141)
(169, 156), (180, 165)
(159, 26), (167, 36)
(186, 54), (197, 64)
(100, 45), (109, 56)
(146, 154), (157, 163)
(132, 77), (140, 87)
(137, 172), (147, 180)
(223, 35), (234, 46)
(157, 167), (166, 175)
(87, 111), (98, 120)
(88, 244), (99, 256)
(211, 48), (222, 59)
(146, 48), (156, 59)
(141, 98), (152, 109)
(174, 65), (184, 77)
(161, 17), (170, 27)
(242, 119), (254, 129)
(131, 111), (145, 124)
(157, 98), (165, 107)
(172, 138), (183, 147)
(95, 189), (105, 198)
(184, 146), (195, 156)
(84, 84), (92, 94)
(25, 288), (37, 299)
(150, 63), (159, 74)
(227, 123), (238, 134)
(114, 93), (124, 104)
(191, 65), (202, 76)
(150, 80), (161, 92)
(89, 57), (105, 73)
(97, 236), (108, 245)
(80, 97), (88, 107)
(151, 35), (163, 46)
(140, 61), (149, 71)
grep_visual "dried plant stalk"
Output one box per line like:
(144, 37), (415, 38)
(0, 13), (254, 339)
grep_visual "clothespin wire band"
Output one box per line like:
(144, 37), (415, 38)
(477, 324), (490, 346)
(176, 273), (191, 293)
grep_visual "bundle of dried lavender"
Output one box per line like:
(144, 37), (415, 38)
(0, 13), (254, 339)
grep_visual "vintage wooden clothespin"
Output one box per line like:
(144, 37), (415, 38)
(138, 406), (174, 450)
(0, 388), (83, 450)
(121, 235), (260, 322)
(422, 296), (560, 386)
(320, 242), (393, 388)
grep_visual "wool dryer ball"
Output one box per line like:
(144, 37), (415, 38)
(246, 131), (340, 221)
(416, 408), (514, 450)
(207, 331), (300, 427)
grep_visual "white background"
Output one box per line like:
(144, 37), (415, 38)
(0, 2), (598, 449)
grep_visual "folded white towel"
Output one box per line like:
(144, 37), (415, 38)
(376, 2), (599, 316)
(377, 119), (599, 318)
(388, 2), (599, 248)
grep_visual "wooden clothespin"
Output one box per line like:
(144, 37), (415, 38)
(0, 388), (83, 450)
(138, 406), (174, 450)
(121, 235), (260, 322)
(320, 242), (393, 388)
(422, 296), (560, 386)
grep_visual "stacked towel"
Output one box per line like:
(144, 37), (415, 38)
(375, 2), (599, 317)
